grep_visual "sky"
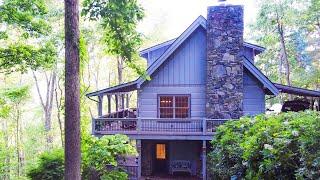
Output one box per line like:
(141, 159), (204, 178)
(138, 0), (258, 43)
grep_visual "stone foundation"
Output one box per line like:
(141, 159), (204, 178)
(206, 5), (244, 119)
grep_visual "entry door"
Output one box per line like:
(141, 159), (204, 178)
(155, 143), (168, 173)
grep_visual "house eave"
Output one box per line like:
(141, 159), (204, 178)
(86, 80), (138, 97)
(274, 83), (320, 97)
(243, 56), (279, 96)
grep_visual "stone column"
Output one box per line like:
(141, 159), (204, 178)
(206, 4), (244, 119)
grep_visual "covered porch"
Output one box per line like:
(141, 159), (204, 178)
(138, 140), (208, 180)
(274, 83), (320, 112)
(86, 81), (228, 137)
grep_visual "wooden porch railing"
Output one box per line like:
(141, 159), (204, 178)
(93, 118), (229, 135)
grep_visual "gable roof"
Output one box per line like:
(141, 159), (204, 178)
(137, 15), (207, 87)
(243, 56), (279, 95)
(88, 16), (320, 98)
(139, 18), (265, 58)
(136, 16), (277, 95)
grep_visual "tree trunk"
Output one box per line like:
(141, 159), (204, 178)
(16, 107), (21, 178)
(117, 56), (123, 84)
(276, 12), (291, 87)
(55, 77), (64, 147)
(32, 69), (56, 146)
(279, 32), (291, 86)
(278, 53), (283, 84)
(117, 56), (124, 109)
(65, 0), (81, 179)
(2, 119), (10, 180)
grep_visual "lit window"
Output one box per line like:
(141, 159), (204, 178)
(159, 95), (189, 118)
(156, 144), (166, 159)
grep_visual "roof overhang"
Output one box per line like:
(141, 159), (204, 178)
(86, 80), (138, 97)
(139, 17), (265, 57)
(243, 56), (279, 96)
(274, 83), (320, 97)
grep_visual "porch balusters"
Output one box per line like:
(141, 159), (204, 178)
(92, 118), (229, 135)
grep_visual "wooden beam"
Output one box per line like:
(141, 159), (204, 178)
(121, 94), (125, 110)
(115, 95), (119, 118)
(107, 95), (111, 114)
(202, 140), (207, 180)
(126, 93), (129, 109)
(137, 140), (142, 179)
(98, 96), (103, 117)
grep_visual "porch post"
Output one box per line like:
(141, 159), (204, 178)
(126, 93), (129, 109)
(137, 139), (142, 179)
(121, 93), (125, 110)
(202, 140), (207, 180)
(107, 95), (111, 114)
(98, 96), (103, 117)
(115, 94), (119, 117)
(202, 118), (207, 135)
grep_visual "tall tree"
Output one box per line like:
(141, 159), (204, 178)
(82, 0), (145, 77)
(82, 0), (145, 110)
(253, 0), (300, 86)
(0, 0), (57, 146)
(64, 0), (81, 179)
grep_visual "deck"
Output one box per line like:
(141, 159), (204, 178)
(92, 118), (228, 139)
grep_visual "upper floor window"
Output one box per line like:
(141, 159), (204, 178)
(158, 95), (190, 118)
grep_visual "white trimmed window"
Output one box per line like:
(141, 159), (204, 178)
(158, 95), (190, 118)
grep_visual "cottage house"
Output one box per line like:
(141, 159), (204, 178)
(86, 2), (320, 179)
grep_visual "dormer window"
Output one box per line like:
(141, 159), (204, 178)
(158, 95), (190, 118)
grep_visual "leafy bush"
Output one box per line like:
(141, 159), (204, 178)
(100, 170), (128, 180)
(208, 111), (320, 179)
(27, 149), (64, 180)
(81, 134), (136, 179)
(27, 134), (136, 180)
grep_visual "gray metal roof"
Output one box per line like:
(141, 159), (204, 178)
(274, 83), (320, 97)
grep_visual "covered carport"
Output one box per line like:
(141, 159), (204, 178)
(274, 83), (320, 112)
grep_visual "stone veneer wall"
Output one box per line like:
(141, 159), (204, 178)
(206, 5), (244, 119)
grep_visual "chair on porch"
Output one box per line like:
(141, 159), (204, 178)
(169, 160), (193, 176)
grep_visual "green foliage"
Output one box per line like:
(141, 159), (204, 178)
(27, 149), (64, 180)
(0, 0), (57, 74)
(208, 111), (320, 179)
(26, 134), (136, 180)
(0, 0), (51, 37)
(0, 42), (56, 73)
(82, 0), (146, 76)
(82, 134), (136, 179)
(100, 170), (128, 180)
(0, 85), (30, 179)
(1, 86), (30, 103)
(250, 0), (320, 93)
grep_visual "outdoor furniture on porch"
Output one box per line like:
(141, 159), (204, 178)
(169, 160), (193, 176)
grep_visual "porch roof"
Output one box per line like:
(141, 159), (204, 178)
(274, 83), (320, 97)
(86, 80), (138, 97)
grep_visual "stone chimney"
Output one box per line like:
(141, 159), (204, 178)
(206, 3), (244, 119)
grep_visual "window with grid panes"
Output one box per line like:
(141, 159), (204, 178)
(158, 95), (190, 118)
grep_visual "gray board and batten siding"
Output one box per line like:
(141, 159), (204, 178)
(138, 27), (266, 118)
